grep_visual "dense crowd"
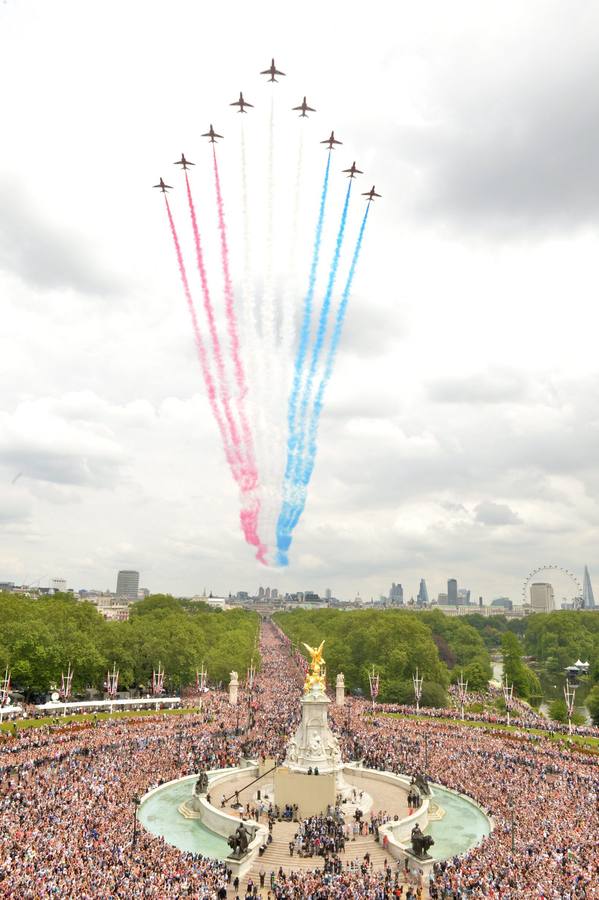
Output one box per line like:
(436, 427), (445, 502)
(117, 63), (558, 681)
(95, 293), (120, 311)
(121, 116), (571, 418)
(0, 622), (597, 898)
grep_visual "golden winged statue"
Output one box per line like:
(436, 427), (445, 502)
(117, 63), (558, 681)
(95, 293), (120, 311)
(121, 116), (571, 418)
(302, 640), (326, 693)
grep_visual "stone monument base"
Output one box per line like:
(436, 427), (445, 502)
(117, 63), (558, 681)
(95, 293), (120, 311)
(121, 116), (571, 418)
(274, 767), (336, 817)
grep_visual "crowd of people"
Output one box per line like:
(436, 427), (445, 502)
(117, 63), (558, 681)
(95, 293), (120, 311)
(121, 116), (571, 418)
(1, 621), (598, 898)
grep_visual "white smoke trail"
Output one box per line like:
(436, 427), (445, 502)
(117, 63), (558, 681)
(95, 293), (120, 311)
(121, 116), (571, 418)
(256, 92), (278, 557)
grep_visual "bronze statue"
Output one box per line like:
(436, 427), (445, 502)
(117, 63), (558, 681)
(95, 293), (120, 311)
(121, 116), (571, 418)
(227, 821), (251, 858)
(194, 770), (209, 796)
(302, 640), (326, 693)
(410, 822), (434, 858)
(414, 773), (431, 796)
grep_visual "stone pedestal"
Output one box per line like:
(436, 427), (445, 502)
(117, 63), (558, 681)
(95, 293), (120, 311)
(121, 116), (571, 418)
(335, 673), (345, 706)
(281, 681), (351, 802)
(228, 671), (238, 707)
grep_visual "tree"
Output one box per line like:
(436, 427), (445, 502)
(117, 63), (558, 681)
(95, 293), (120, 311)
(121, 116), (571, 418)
(586, 685), (599, 726)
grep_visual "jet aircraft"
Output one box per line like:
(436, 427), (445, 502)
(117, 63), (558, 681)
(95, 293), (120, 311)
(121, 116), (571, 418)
(342, 161), (363, 179)
(153, 178), (173, 193)
(362, 185), (382, 201)
(174, 154), (194, 170)
(260, 58), (285, 82)
(230, 92), (254, 113)
(320, 131), (342, 150)
(292, 96), (316, 117)
(202, 124), (223, 143)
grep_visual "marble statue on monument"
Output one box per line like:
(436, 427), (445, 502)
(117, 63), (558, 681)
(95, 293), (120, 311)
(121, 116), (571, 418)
(229, 671), (239, 707)
(336, 672), (345, 706)
(283, 641), (347, 792)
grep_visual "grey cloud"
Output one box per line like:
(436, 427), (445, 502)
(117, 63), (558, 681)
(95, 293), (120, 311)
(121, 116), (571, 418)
(0, 181), (122, 295)
(0, 445), (123, 488)
(428, 370), (528, 404)
(341, 297), (406, 359)
(400, 31), (599, 231)
(474, 500), (521, 526)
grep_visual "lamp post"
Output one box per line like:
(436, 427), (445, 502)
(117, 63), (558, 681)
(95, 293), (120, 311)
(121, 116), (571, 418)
(412, 668), (423, 713)
(564, 681), (576, 736)
(502, 674), (514, 727)
(456, 670), (468, 721)
(510, 798), (515, 852)
(368, 665), (380, 713)
(59, 662), (73, 717)
(132, 796), (141, 847)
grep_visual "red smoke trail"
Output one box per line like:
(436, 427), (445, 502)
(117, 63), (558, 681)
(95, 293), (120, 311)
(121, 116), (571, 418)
(165, 196), (266, 559)
(211, 146), (267, 562)
(164, 196), (240, 478)
(184, 172), (242, 461)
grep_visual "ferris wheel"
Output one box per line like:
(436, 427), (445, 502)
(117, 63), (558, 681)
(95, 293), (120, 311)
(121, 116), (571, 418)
(521, 565), (583, 609)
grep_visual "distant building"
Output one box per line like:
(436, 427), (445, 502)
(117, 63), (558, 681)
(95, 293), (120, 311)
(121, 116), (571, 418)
(271, 588), (279, 600)
(437, 592), (448, 603)
(491, 597), (513, 611)
(94, 595), (130, 621)
(137, 588), (150, 599)
(417, 579), (429, 605)
(583, 565), (596, 609)
(325, 588), (332, 600)
(51, 578), (67, 593)
(530, 582), (555, 613)
(116, 570), (140, 600)
(0, 582), (15, 592)
(457, 588), (471, 605)
(389, 582), (404, 604)
(447, 579), (458, 605)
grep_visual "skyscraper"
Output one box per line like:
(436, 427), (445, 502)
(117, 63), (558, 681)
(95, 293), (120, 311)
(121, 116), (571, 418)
(447, 579), (458, 605)
(417, 579), (429, 605)
(583, 565), (596, 609)
(116, 570), (140, 599)
(389, 582), (404, 604)
(530, 582), (555, 612)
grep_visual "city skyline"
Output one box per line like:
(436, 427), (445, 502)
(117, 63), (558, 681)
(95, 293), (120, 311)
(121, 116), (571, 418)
(2, 2), (599, 596)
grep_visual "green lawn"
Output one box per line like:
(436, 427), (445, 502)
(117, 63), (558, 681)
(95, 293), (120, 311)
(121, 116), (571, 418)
(0, 706), (201, 735)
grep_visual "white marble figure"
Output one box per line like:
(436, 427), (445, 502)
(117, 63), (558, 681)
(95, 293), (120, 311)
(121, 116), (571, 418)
(335, 672), (345, 707)
(229, 671), (239, 707)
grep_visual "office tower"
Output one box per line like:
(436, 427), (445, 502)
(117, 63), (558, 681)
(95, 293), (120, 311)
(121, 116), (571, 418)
(583, 566), (596, 609)
(389, 582), (404, 604)
(265, 587), (271, 599)
(271, 588), (279, 600)
(325, 588), (332, 600)
(530, 582), (555, 612)
(417, 579), (429, 605)
(116, 570), (140, 599)
(258, 586), (265, 599)
(479, 596), (483, 608)
(491, 597), (513, 610)
(51, 578), (67, 593)
(457, 588), (471, 605)
(447, 579), (458, 605)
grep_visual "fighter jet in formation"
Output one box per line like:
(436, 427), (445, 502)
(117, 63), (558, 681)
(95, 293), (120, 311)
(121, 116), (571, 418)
(230, 92), (254, 113)
(174, 154), (194, 170)
(362, 185), (382, 201)
(153, 178), (173, 193)
(202, 124), (223, 143)
(292, 96), (316, 118)
(260, 58), (285, 82)
(321, 131), (342, 150)
(342, 161), (363, 179)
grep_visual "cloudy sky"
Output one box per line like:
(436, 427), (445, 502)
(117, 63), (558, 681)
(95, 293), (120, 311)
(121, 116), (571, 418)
(2, 0), (599, 602)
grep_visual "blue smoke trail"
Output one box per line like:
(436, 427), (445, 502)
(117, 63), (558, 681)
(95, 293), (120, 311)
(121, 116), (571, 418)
(276, 203), (371, 564)
(289, 179), (353, 496)
(275, 155), (331, 562)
